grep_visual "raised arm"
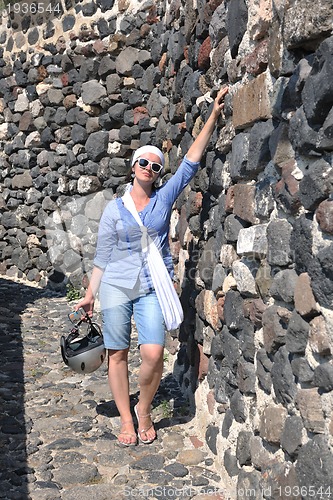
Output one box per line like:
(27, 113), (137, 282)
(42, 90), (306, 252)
(186, 86), (228, 163)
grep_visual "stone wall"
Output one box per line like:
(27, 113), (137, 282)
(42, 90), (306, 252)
(1, 0), (333, 497)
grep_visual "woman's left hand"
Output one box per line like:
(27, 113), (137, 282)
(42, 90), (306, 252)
(186, 85), (229, 162)
(212, 86), (229, 120)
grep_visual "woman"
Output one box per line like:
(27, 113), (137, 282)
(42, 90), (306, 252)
(76, 87), (228, 446)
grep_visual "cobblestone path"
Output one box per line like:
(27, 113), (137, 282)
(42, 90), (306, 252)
(0, 277), (228, 500)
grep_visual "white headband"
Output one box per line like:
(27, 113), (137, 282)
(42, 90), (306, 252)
(131, 145), (165, 169)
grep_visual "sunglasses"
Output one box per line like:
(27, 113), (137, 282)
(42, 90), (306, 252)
(137, 158), (163, 174)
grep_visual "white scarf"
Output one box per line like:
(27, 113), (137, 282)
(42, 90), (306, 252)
(122, 190), (184, 331)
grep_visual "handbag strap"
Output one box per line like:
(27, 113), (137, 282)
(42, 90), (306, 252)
(122, 190), (151, 253)
(122, 190), (143, 227)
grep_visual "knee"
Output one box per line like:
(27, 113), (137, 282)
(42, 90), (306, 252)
(108, 348), (129, 364)
(140, 345), (164, 368)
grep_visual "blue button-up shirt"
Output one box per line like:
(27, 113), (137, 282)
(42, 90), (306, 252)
(93, 155), (200, 291)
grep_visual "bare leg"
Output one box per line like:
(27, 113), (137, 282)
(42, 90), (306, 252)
(136, 344), (164, 442)
(108, 348), (136, 445)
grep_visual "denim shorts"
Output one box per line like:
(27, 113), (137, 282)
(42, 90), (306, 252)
(99, 281), (165, 350)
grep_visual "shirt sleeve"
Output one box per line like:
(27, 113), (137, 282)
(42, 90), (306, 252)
(93, 200), (118, 270)
(158, 155), (200, 206)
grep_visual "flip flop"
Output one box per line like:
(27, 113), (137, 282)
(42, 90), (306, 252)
(134, 404), (156, 444)
(117, 420), (137, 447)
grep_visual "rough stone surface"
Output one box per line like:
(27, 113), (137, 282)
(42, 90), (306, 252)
(296, 435), (333, 495)
(232, 72), (272, 130)
(294, 272), (318, 317)
(0, 3), (333, 496)
(296, 388), (325, 434)
(0, 277), (223, 499)
(281, 416), (304, 457)
(259, 405), (287, 445)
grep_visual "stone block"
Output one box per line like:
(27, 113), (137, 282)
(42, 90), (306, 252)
(249, 435), (271, 470)
(309, 315), (331, 357)
(269, 122), (295, 167)
(313, 363), (333, 392)
(299, 159), (333, 211)
(285, 310), (310, 354)
(233, 184), (259, 224)
(224, 214), (250, 242)
(227, 0), (248, 58)
(222, 409), (234, 438)
(270, 269), (297, 303)
(291, 357), (314, 383)
(317, 107), (333, 151)
(209, 3), (228, 47)
(81, 80), (107, 105)
(290, 214), (314, 275)
(261, 462), (302, 500)
(247, 119), (274, 176)
(224, 449), (241, 477)
(220, 243), (239, 268)
(197, 36), (211, 70)
(230, 389), (246, 423)
(283, 0), (333, 49)
(12, 171), (33, 189)
(238, 319), (255, 362)
(255, 175), (277, 221)
(289, 106), (319, 155)
(198, 237), (217, 288)
(309, 244), (333, 310)
(232, 258), (258, 298)
(236, 357), (256, 394)
(205, 425), (219, 456)
(260, 404), (287, 444)
(187, 191), (203, 217)
(236, 430), (252, 466)
(237, 224), (268, 258)
(296, 388), (325, 433)
(230, 133), (249, 181)
(243, 298), (267, 328)
(274, 159), (301, 215)
(223, 290), (244, 331)
(195, 289), (220, 331)
(236, 470), (262, 499)
(294, 272), (318, 317)
(232, 71), (273, 130)
(266, 218), (293, 266)
(243, 39), (269, 76)
(296, 435), (333, 494)
(302, 36), (333, 126)
(212, 263), (226, 293)
(225, 186), (235, 213)
(316, 199), (333, 235)
(202, 324), (215, 356)
(206, 389), (216, 416)
(222, 273), (238, 293)
(194, 315), (205, 345)
(255, 260), (273, 301)
(115, 46), (140, 75)
(271, 346), (297, 405)
(262, 305), (291, 353)
(281, 415), (304, 457)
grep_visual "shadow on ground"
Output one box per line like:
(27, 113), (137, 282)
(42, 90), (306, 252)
(96, 373), (194, 433)
(0, 278), (53, 499)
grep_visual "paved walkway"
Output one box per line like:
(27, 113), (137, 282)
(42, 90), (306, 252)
(0, 277), (228, 500)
